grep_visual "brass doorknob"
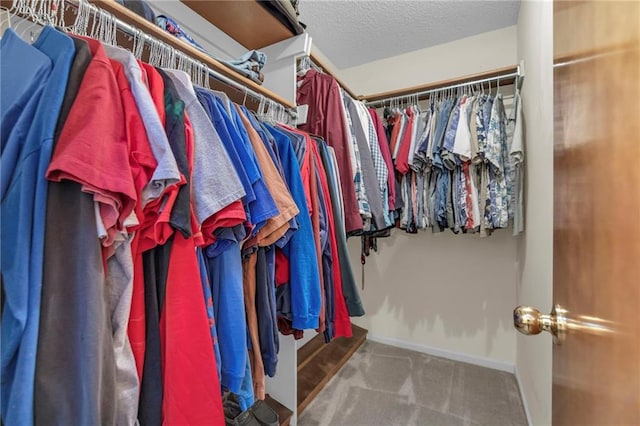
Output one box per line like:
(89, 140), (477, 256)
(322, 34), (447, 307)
(513, 304), (567, 344)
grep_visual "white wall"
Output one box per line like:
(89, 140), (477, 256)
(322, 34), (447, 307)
(348, 232), (518, 369)
(338, 25), (517, 96)
(515, 1), (554, 425)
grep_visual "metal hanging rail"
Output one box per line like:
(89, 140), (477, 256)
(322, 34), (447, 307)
(363, 64), (523, 108)
(4, 0), (297, 116)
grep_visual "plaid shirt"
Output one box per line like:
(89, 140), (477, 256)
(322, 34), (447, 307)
(357, 101), (392, 227)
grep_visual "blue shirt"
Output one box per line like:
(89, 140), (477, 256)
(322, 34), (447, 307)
(196, 88), (277, 234)
(243, 110), (298, 247)
(1, 26), (75, 426)
(224, 101), (279, 237)
(204, 225), (248, 393)
(266, 124), (321, 330)
(196, 89), (255, 208)
(196, 248), (222, 385)
(0, 29), (52, 150)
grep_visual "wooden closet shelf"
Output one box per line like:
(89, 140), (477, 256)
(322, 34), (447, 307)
(180, 0), (296, 51)
(90, 0), (295, 108)
(360, 64), (519, 102)
(265, 394), (294, 426)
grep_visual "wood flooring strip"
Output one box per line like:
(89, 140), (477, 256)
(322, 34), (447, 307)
(297, 325), (367, 414)
(297, 333), (326, 371)
(265, 394), (293, 426)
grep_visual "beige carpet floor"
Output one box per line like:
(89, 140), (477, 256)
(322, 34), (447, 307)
(298, 340), (528, 426)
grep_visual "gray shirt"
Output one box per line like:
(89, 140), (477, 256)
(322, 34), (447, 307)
(163, 70), (246, 226)
(103, 45), (181, 206)
(345, 96), (387, 231)
(509, 93), (525, 235)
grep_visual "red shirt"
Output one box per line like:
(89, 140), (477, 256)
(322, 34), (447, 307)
(309, 138), (352, 339)
(128, 64), (185, 380)
(46, 36), (136, 246)
(161, 81), (223, 424)
(395, 108), (415, 175)
(109, 58), (157, 230)
(160, 232), (224, 425)
(139, 61), (165, 125)
(297, 70), (362, 234)
(200, 200), (246, 246)
(368, 108), (396, 211)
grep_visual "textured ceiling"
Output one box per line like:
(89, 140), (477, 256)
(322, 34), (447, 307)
(298, 0), (521, 69)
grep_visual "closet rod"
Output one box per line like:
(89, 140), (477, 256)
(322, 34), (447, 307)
(23, 0), (297, 115)
(363, 65), (521, 107)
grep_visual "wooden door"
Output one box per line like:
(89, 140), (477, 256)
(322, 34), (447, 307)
(553, 1), (640, 424)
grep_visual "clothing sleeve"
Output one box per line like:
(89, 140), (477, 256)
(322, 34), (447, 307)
(115, 70), (157, 224)
(46, 60), (137, 245)
(510, 93), (524, 163)
(276, 135), (322, 331)
(452, 102), (472, 161)
(369, 108), (396, 212)
(189, 99), (246, 225)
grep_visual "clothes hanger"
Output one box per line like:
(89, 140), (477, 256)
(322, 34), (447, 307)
(203, 63), (210, 89)
(99, 9), (117, 47)
(199, 62), (205, 87)
(149, 39), (161, 67)
(0, 2), (13, 37)
(157, 41), (167, 67)
(175, 49), (184, 71)
(164, 44), (174, 69)
(195, 61), (203, 87)
(162, 43), (172, 69)
(88, 6), (100, 39)
(258, 97), (266, 121)
(14, 0), (43, 42)
(268, 101), (274, 123)
(194, 60), (203, 88)
(186, 55), (194, 80)
(2, 0), (30, 37)
(71, 0), (89, 36)
(297, 55), (311, 77)
(183, 53), (194, 80)
(131, 29), (142, 60)
(147, 38), (156, 66)
(257, 95), (266, 121)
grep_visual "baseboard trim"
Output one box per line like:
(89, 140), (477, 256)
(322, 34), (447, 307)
(366, 334), (516, 373)
(515, 367), (533, 426)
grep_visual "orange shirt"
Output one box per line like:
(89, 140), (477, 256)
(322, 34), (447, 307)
(235, 105), (299, 246)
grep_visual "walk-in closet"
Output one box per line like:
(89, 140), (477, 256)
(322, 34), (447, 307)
(1, 1), (638, 425)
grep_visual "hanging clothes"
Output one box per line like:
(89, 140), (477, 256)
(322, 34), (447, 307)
(2, 21), (368, 425)
(368, 88), (524, 237)
(1, 27), (76, 426)
(297, 69), (363, 235)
